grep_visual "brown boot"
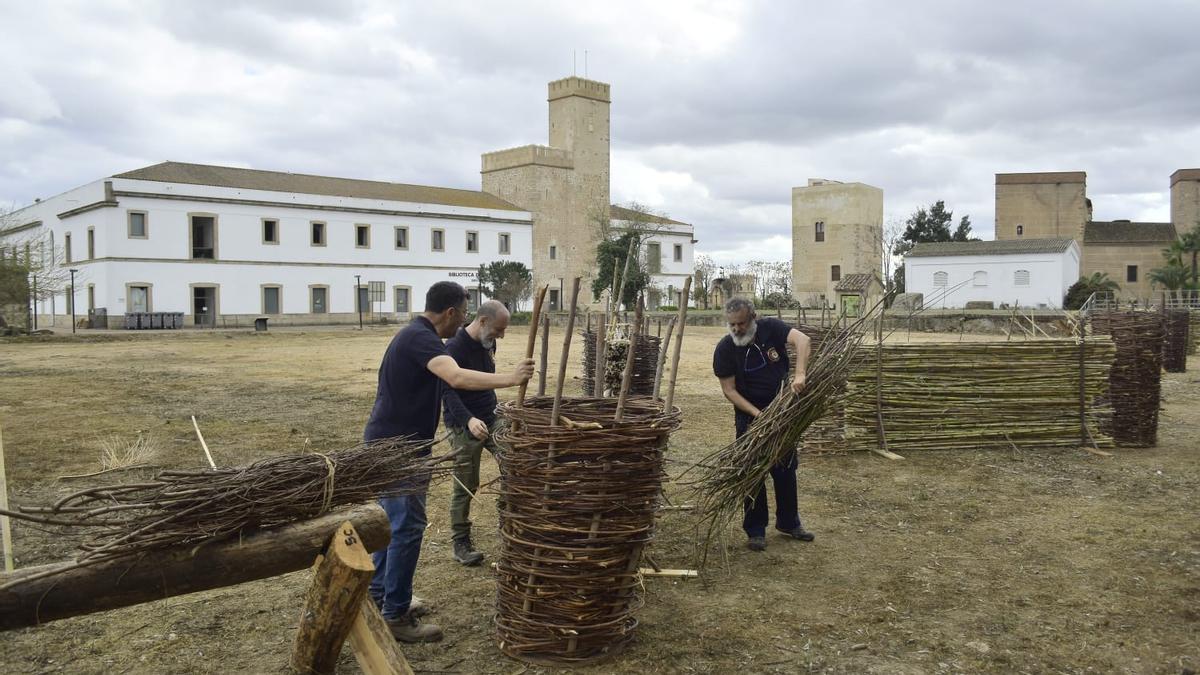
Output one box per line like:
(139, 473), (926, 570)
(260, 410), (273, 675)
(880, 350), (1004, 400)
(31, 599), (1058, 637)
(386, 613), (444, 643)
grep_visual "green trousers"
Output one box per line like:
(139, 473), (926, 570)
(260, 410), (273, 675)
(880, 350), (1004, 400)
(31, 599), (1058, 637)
(448, 422), (500, 542)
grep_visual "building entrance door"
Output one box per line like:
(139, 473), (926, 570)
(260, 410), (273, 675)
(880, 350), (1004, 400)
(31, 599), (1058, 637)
(193, 287), (217, 327)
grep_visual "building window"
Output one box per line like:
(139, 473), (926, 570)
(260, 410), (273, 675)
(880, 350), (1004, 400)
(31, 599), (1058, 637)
(394, 286), (411, 314)
(973, 270), (988, 287)
(355, 224), (371, 248)
(815, 221), (825, 242)
(466, 230), (479, 253)
(467, 288), (480, 312)
(261, 285), (282, 315)
(1126, 265), (1138, 283)
(1014, 270), (1030, 287)
(647, 242), (662, 273)
(499, 233), (511, 255)
(263, 218), (279, 244)
(394, 226), (409, 250)
(548, 288), (561, 311)
(128, 211), (148, 239)
(87, 227), (95, 259)
(1016, 224), (1024, 237)
(311, 221), (326, 246)
(934, 271), (948, 287)
(310, 286), (328, 314)
(432, 228), (445, 251)
(190, 214), (216, 259)
(64, 233), (72, 263)
(549, 245), (557, 260)
(831, 265), (841, 282)
(127, 283), (152, 313)
(674, 243), (683, 262)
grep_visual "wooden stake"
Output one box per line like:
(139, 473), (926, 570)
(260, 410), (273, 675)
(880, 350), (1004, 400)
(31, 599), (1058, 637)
(191, 415), (217, 469)
(615, 293), (643, 421)
(664, 276), (693, 412)
(517, 284), (549, 407)
(537, 312), (550, 396)
(652, 316), (677, 399)
(594, 313), (607, 398)
(614, 238), (637, 313)
(347, 600), (414, 675)
(551, 278), (582, 427)
(290, 522), (375, 675)
(638, 568), (698, 578)
(0, 422), (12, 572)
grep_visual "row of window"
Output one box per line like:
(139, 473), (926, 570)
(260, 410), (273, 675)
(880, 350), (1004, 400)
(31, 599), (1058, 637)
(116, 282), (425, 316)
(931, 270), (1033, 288)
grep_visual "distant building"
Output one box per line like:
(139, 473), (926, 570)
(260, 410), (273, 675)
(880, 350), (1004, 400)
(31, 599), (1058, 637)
(906, 239), (1080, 309)
(610, 205), (695, 309)
(791, 179), (883, 307)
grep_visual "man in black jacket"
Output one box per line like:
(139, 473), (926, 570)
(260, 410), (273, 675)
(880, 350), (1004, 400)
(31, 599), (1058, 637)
(441, 299), (511, 566)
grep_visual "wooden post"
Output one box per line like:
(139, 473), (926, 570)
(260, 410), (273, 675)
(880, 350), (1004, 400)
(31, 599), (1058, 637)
(551, 278), (582, 427)
(664, 276), (693, 412)
(594, 314), (607, 398)
(615, 294), (644, 421)
(652, 316), (677, 399)
(290, 522), (376, 675)
(347, 600), (414, 675)
(0, 504), (389, 631)
(538, 312), (550, 396)
(614, 238), (637, 314)
(0, 422), (12, 572)
(517, 285), (549, 407)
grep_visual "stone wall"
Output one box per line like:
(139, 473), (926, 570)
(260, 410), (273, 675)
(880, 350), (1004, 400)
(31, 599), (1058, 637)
(995, 172), (1088, 242)
(791, 180), (883, 305)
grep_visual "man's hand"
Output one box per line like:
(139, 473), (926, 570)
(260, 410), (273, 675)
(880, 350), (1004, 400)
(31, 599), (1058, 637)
(509, 358), (535, 386)
(791, 373), (807, 395)
(467, 417), (489, 440)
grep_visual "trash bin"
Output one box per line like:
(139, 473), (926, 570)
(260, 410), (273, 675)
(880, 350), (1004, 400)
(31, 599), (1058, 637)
(254, 317), (269, 332)
(150, 312), (164, 329)
(125, 313), (137, 330)
(170, 312), (184, 329)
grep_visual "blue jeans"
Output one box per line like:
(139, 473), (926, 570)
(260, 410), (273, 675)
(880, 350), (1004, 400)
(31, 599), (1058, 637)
(736, 411), (802, 537)
(369, 488), (429, 620)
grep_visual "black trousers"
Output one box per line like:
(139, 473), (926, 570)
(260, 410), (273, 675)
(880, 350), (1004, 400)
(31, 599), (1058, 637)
(736, 411), (802, 537)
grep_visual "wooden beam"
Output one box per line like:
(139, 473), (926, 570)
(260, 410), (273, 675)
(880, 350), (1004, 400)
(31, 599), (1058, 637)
(870, 447), (906, 461)
(0, 422), (12, 572)
(347, 600), (414, 675)
(639, 568), (698, 578)
(0, 504), (389, 632)
(290, 521), (375, 674)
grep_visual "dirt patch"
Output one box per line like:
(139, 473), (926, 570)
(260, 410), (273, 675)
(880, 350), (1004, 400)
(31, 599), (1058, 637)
(0, 326), (1197, 673)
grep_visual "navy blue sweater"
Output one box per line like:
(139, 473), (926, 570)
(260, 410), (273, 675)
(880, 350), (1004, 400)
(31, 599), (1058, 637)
(441, 327), (498, 428)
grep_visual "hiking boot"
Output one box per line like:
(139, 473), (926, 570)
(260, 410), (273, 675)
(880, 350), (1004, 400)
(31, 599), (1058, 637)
(747, 535), (767, 552)
(778, 525), (815, 542)
(452, 537), (485, 566)
(386, 613), (444, 643)
(408, 595), (433, 618)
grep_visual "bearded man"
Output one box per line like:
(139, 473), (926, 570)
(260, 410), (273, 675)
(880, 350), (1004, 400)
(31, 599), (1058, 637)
(712, 297), (815, 551)
(441, 299), (512, 566)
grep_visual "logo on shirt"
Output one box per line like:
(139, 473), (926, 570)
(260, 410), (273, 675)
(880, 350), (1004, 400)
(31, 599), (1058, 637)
(766, 346), (781, 362)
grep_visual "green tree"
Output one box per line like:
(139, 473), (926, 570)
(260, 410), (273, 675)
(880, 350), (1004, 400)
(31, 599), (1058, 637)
(592, 230), (651, 307)
(1176, 222), (1200, 285)
(1063, 272), (1120, 310)
(478, 260), (532, 311)
(892, 200), (975, 295)
(1148, 262), (1194, 292)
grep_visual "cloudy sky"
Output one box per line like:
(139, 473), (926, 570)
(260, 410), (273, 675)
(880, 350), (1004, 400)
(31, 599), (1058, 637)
(2, 0), (1199, 264)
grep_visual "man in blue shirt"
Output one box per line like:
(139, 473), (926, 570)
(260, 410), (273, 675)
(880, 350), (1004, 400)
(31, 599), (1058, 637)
(365, 282), (533, 643)
(712, 297), (815, 552)
(440, 299), (510, 566)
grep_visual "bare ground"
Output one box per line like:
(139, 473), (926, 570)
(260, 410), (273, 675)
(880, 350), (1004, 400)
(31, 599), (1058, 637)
(0, 325), (1196, 674)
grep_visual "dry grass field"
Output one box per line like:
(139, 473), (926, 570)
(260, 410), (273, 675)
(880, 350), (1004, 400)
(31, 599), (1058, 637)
(0, 324), (1197, 674)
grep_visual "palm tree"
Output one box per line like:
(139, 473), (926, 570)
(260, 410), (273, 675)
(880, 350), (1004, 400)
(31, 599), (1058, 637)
(1148, 262), (1193, 292)
(1064, 272), (1120, 309)
(1177, 223), (1200, 286)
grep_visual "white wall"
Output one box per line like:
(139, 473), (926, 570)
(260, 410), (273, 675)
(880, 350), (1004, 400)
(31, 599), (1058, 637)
(906, 247), (1079, 309)
(615, 220), (696, 307)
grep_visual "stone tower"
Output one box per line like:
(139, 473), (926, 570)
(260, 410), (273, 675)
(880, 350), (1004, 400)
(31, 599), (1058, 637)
(1171, 168), (1200, 232)
(791, 179), (883, 306)
(994, 172), (1089, 243)
(481, 77), (611, 309)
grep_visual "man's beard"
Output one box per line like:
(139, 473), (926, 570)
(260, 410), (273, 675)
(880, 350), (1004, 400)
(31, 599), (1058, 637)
(729, 320), (757, 347)
(480, 329), (497, 350)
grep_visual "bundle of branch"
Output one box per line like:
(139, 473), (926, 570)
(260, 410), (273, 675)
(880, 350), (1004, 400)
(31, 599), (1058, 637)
(1162, 309), (1189, 373)
(494, 396), (681, 665)
(9, 437), (449, 564)
(579, 328), (661, 397)
(1091, 311), (1165, 447)
(841, 340), (1115, 452)
(788, 324), (849, 453)
(682, 319), (871, 566)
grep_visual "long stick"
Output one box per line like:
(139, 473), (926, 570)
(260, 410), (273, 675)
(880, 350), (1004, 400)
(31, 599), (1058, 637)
(0, 422), (12, 572)
(652, 316), (677, 399)
(614, 237), (637, 313)
(664, 276), (693, 412)
(594, 313), (607, 398)
(191, 415), (216, 469)
(517, 284), (549, 407)
(551, 278), (582, 427)
(537, 312), (550, 396)
(615, 293), (644, 421)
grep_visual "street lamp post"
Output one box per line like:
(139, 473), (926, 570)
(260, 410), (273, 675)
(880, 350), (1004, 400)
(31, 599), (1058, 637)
(69, 268), (79, 334)
(354, 274), (363, 330)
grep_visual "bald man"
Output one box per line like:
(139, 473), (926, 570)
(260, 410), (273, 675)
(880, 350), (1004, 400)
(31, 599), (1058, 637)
(441, 299), (511, 566)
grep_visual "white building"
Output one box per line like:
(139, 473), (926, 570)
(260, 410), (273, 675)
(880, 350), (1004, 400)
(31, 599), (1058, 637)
(610, 205), (696, 309)
(1, 162), (533, 328)
(906, 238), (1080, 309)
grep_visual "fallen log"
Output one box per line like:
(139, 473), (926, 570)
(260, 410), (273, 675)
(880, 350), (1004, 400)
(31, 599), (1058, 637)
(0, 503), (388, 632)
